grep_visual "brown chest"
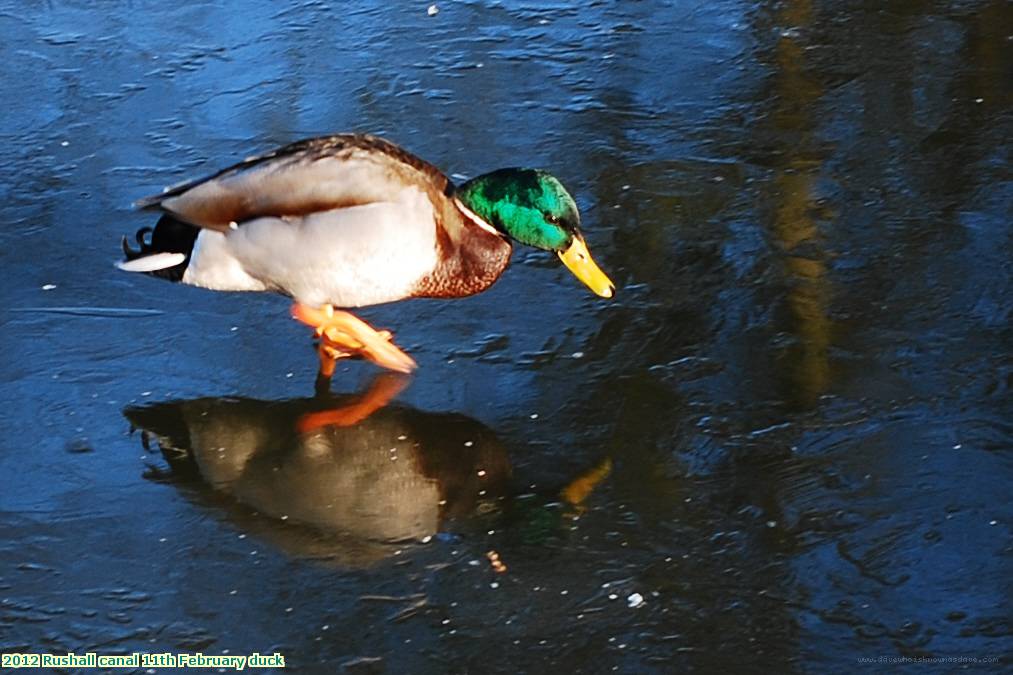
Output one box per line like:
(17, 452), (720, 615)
(411, 226), (512, 299)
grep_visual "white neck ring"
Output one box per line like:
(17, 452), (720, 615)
(454, 198), (503, 237)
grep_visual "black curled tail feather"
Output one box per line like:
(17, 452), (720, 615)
(121, 215), (200, 282)
(120, 226), (155, 259)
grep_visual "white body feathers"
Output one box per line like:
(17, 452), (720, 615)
(116, 252), (186, 273)
(181, 187), (438, 307)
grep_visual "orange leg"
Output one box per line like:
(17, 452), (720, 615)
(291, 303), (417, 377)
(296, 373), (410, 434)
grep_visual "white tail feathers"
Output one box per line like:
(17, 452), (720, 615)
(116, 252), (186, 272)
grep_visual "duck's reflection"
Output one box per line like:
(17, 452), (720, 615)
(124, 375), (514, 565)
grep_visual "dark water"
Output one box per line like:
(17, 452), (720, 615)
(1, 1), (1010, 672)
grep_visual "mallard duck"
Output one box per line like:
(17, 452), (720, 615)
(125, 374), (612, 564)
(119, 134), (614, 378)
(124, 375), (512, 564)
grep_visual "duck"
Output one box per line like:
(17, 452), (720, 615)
(123, 375), (513, 565)
(119, 133), (615, 380)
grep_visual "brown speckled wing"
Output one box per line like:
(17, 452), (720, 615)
(135, 135), (453, 232)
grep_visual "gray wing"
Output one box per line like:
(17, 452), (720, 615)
(135, 134), (453, 232)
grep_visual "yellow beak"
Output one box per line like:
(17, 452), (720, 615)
(557, 236), (615, 298)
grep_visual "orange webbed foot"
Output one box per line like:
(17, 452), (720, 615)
(292, 303), (417, 377)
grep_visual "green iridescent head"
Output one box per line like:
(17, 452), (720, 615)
(456, 169), (615, 298)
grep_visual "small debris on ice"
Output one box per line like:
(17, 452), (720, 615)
(487, 550), (507, 573)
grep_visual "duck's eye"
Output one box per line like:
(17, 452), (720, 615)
(544, 213), (560, 225)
